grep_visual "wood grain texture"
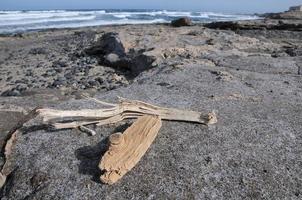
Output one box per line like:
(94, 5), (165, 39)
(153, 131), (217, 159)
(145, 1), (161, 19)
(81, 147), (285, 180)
(0, 108), (39, 188)
(38, 97), (217, 130)
(99, 115), (162, 185)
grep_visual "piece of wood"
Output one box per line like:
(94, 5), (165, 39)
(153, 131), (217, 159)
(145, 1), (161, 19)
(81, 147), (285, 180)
(78, 125), (97, 136)
(38, 97), (217, 130)
(0, 108), (39, 188)
(0, 129), (18, 188)
(99, 115), (162, 185)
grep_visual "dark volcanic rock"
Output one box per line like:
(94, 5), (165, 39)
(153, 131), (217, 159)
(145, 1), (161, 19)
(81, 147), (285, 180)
(1, 84), (28, 97)
(86, 32), (126, 57)
(86, 32), (128, 69)
(131, 54), (156, 76)
(205, 21), (247, 30)
(43, 69), (56, 77)
(52, 60), (68, 68)
(1, 88), (21, 96)
(263, 11), (302, 20)
(171, 17), (192, 27)
(15, 84), (28, 92)
(218, 9), (302, 31)
(52, 77), (67, 87)
(6, 76), (13, 82)
(205, 19), (302, 31)
(86, 32), (156, 76)
(285, 47), (302, 57)
(28, 47), (48, 55)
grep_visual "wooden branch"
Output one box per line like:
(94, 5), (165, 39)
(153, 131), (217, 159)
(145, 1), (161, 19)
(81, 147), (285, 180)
(0, 108), (39, 188)
(38, 98), (217, 130)
(78, 125), (97, 136)
(0, 129), (18, 188)
(99, 115), (162, 184)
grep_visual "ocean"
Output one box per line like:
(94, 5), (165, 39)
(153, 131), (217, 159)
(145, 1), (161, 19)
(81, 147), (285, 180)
(0, 9), (259, 34)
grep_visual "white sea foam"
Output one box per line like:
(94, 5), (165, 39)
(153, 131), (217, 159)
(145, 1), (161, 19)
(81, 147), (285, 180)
(0, 16), (96, 26)
(0, 18), (168, 33)
(112, 14), (130, 19)
(0, 10), (259, 34)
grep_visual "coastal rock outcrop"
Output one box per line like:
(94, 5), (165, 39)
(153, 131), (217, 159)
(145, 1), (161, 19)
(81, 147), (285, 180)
(171, 17), (192, 27)
(263, 11), (302, 20)
(204, 19), (302, 31)
(261, 5), (302, 20)
(206, 6), (302, 31)
(86, 32), (126, 57)
(86, 32), (156, 76)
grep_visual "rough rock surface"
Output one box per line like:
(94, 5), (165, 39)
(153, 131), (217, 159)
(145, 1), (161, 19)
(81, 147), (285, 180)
(205, 19), (302, 31)
(261, 10), (302, 20)
(171, 17), (192, 27)
(86, 32), (156, 76)
(85, 32), (126, 57)
(0, 20), (302, 199)
(206, 8), (302, 31)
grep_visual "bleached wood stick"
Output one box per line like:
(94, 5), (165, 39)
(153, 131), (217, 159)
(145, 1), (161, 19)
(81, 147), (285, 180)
(0, 129), (18, 188)
(51, 112), (144, 129)
(0, 108), (39, 188)
(99, 115), (162, 184)
(37, 98), (217, 130)
(79, 125), (97, 136)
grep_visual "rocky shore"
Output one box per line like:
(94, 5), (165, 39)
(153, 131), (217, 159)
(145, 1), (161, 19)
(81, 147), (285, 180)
(0, 8), (301, 199)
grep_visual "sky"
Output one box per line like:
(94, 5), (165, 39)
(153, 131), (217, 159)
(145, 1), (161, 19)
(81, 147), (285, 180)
(1, 0), (302, 13)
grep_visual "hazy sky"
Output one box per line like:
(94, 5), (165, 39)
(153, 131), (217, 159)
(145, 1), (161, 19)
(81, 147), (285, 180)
(1, 0), (302, 13)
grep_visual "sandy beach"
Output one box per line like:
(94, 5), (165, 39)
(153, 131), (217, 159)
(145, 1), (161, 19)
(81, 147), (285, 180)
(0, 10), (302, 199)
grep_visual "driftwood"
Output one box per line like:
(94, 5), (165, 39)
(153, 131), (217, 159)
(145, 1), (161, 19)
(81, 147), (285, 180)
(0, 108), (39, 188)
(36, 98), (217, 185)
(0, 98), (217, 187)
(78, 125), (97, 136)
(99, 115), (162, 184)
(37, 97), (217, 130)
(0, 129), (18, 188)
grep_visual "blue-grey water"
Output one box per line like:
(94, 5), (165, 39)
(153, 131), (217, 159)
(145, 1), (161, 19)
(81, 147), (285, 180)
(0, 9), (259, 34)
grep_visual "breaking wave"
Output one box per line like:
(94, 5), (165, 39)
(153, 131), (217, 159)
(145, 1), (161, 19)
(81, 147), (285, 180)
(0, 9), (259, 34)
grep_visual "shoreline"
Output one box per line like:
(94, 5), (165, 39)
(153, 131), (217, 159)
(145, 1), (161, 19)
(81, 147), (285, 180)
(0, 23), (172, 36)
(1, 16), (301, 96)
(0, 9), (260, 35)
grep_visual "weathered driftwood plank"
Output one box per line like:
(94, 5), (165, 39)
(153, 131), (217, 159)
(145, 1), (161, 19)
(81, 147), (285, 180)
(0, 129), (18, 188)
(99, 115), (162, 185)
(37, 97), (217, 129)
(0, 108), (39, 188)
